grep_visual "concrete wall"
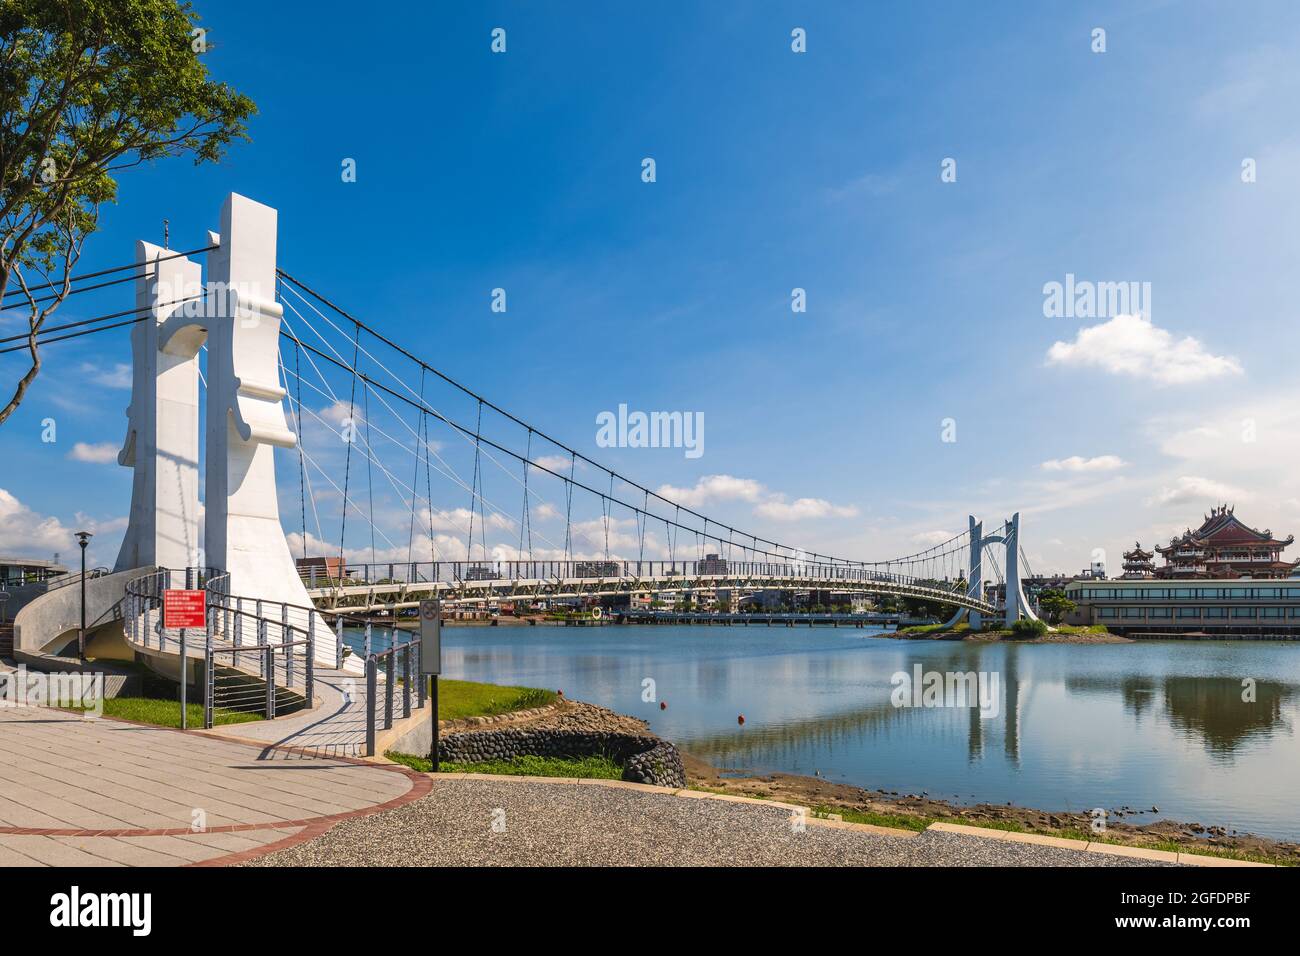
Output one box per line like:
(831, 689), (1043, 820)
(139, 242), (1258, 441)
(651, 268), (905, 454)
(13, 566), (148, 657)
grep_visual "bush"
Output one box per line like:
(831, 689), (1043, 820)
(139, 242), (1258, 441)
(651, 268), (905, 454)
(1009, 618), (1048, 638)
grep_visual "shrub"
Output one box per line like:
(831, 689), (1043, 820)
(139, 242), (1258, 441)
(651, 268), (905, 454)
(1009, 618), (1048, 638)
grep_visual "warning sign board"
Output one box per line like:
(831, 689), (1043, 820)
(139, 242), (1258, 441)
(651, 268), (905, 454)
(163, 590), (206, 629)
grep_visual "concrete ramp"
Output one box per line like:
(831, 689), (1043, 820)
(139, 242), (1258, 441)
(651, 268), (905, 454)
(12, 566), (148, 660)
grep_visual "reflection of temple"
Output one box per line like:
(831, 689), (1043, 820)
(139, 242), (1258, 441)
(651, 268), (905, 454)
(1155, 505), (1297, 579)
(1066, 674), (1292, 756)
(1120, 542), (1155, 579)
(1160, 677), (1289, 756)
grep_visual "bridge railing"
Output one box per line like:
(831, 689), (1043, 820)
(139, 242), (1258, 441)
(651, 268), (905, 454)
(125, 568), (320, 727)
(361, 629), (426, 757)
(302, 559), (969, 595)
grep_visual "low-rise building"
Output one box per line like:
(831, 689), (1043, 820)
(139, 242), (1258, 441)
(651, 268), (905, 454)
(1064, 578), (1300, 636)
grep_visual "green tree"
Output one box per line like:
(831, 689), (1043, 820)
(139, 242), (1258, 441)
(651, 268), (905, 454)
(0, 0), (255, 425)
(1037, 588), (1075, 625)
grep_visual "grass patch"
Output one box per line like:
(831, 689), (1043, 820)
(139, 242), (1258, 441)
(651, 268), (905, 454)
(386, 751), (622, 779)
(67, 697), (262, 729)
(813, 804), (931, 832)
(436, 678), (556, 721)
(895, 622), (969, 637)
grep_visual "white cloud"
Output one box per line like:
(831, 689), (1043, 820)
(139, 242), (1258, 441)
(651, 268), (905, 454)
(656, 474), (764, 508)
(0, 488), (72, 553)
(532, 455), (572, 473)
(68, 442), (120, 464)
(1146, 475), (1247, 508)
(0, 490), (125, 562)
(1041, 455), (1126, 473)
(79, 362), (132, 389)
(754, 497), (859, 521)
(912, 530), (955, 545)
(1046, 314), (1242, 385)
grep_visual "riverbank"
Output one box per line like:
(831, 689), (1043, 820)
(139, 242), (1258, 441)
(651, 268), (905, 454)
(892, 622), (1132, 644)
(389, 680), (1297, 865)
(679, 753), (1297, 866)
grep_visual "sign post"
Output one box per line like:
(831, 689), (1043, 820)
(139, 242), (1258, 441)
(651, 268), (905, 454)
(420, 599), (442, 771)
(164, 590), (206, 730)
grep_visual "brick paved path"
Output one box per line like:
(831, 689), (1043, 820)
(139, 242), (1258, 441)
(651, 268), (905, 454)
(0, 707), (427, 866)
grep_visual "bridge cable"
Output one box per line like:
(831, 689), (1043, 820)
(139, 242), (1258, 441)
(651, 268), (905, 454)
(406, 367), (427, 567)
(336, 323), (363, 574)
(363, 381), (377, 566)
(0, 244), (216, 304)
(277, 302), (961, 577)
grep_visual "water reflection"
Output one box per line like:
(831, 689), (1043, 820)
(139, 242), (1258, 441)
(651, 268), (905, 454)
(1065, 674), (1294, 756)
(432, 626), (1300, 837)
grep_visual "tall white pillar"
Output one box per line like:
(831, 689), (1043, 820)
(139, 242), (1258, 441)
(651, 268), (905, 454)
(1004, 512), (1020, 627)
(115, 243), (202, 571)
(204, 193), (311, 613)
(967, 515), (983, 630)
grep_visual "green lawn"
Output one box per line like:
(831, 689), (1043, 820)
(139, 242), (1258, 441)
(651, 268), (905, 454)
(435, 678), (556, 721)
(70, 697), (263, 729)
(387, 751), (621, 779)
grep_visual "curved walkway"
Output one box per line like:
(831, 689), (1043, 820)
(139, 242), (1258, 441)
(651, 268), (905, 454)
(201, 665), (372, 758)
(0, 707), (427, 866)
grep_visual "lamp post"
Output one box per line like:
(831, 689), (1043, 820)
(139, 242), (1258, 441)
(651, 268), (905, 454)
(75, 532), (92, 664)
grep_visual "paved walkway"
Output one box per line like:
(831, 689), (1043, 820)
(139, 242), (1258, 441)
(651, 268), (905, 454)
(206, 666), (370, 757)
(0, 707), (427, 866)
(243, 777), (1181, 867)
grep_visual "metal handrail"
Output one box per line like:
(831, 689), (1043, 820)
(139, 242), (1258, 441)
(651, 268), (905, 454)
(361, 627), (427, 757)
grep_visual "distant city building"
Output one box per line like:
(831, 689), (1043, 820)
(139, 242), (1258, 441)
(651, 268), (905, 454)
(0, 556), (69, 587)
(574, 561), (621, 578)
(698, 553), (728, 575)
(1121, 542), (1156, 579)
(1154, 505), (1296, 579)
(295, 556), (345, 583)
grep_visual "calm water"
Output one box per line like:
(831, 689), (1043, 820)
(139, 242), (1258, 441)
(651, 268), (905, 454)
(381, 624), (1300, 839)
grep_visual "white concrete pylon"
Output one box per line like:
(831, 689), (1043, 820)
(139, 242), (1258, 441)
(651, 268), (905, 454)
(203, 194), (325, 632)
(114, 243), (202, 572)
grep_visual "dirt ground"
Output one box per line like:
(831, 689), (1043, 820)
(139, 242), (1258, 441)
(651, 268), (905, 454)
(681, 753), (1298, 864)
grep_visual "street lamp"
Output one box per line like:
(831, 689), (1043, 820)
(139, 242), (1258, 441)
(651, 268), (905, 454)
(75, 531), (92, 664)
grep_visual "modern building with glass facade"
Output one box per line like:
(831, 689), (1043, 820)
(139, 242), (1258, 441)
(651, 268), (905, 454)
(1063, 578), (1300, 636)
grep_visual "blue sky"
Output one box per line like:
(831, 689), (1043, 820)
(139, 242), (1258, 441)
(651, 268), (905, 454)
(3, 0), (1300, 575)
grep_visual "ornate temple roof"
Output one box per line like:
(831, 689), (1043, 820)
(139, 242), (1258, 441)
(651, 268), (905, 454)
(1123, 541), (1154, 559)
(1155, 504), (1294, 554)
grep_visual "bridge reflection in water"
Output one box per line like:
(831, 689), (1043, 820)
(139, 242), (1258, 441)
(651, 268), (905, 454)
(436, 626), (1300, 840)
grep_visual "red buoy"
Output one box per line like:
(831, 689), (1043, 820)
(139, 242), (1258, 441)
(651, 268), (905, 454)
(659, 701), (667, 710)
(737, 714), (746, 725)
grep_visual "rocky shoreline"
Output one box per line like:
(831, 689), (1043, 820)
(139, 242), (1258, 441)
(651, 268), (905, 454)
(434, 699), (686, 788)
(418, 693), (1294, 863)
(679, 753), (1298, 864)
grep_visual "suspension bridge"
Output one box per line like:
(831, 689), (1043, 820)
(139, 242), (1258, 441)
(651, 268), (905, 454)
(5, 192), (1044, 756)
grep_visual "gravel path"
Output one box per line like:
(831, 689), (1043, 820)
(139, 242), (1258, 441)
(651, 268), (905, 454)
(244, 778), (1176, 867)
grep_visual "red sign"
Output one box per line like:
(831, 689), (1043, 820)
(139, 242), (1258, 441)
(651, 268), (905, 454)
(163, 590), (206, 629)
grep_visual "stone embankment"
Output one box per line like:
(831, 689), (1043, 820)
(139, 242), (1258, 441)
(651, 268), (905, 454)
(435, 700), (686, 788)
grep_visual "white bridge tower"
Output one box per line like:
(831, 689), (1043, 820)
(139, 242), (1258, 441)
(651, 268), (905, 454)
(115, 194), (324, 635)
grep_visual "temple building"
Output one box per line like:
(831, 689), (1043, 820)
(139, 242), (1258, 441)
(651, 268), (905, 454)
(1120, 543), (1155, 579)
(1154, 505), (1297, 579)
